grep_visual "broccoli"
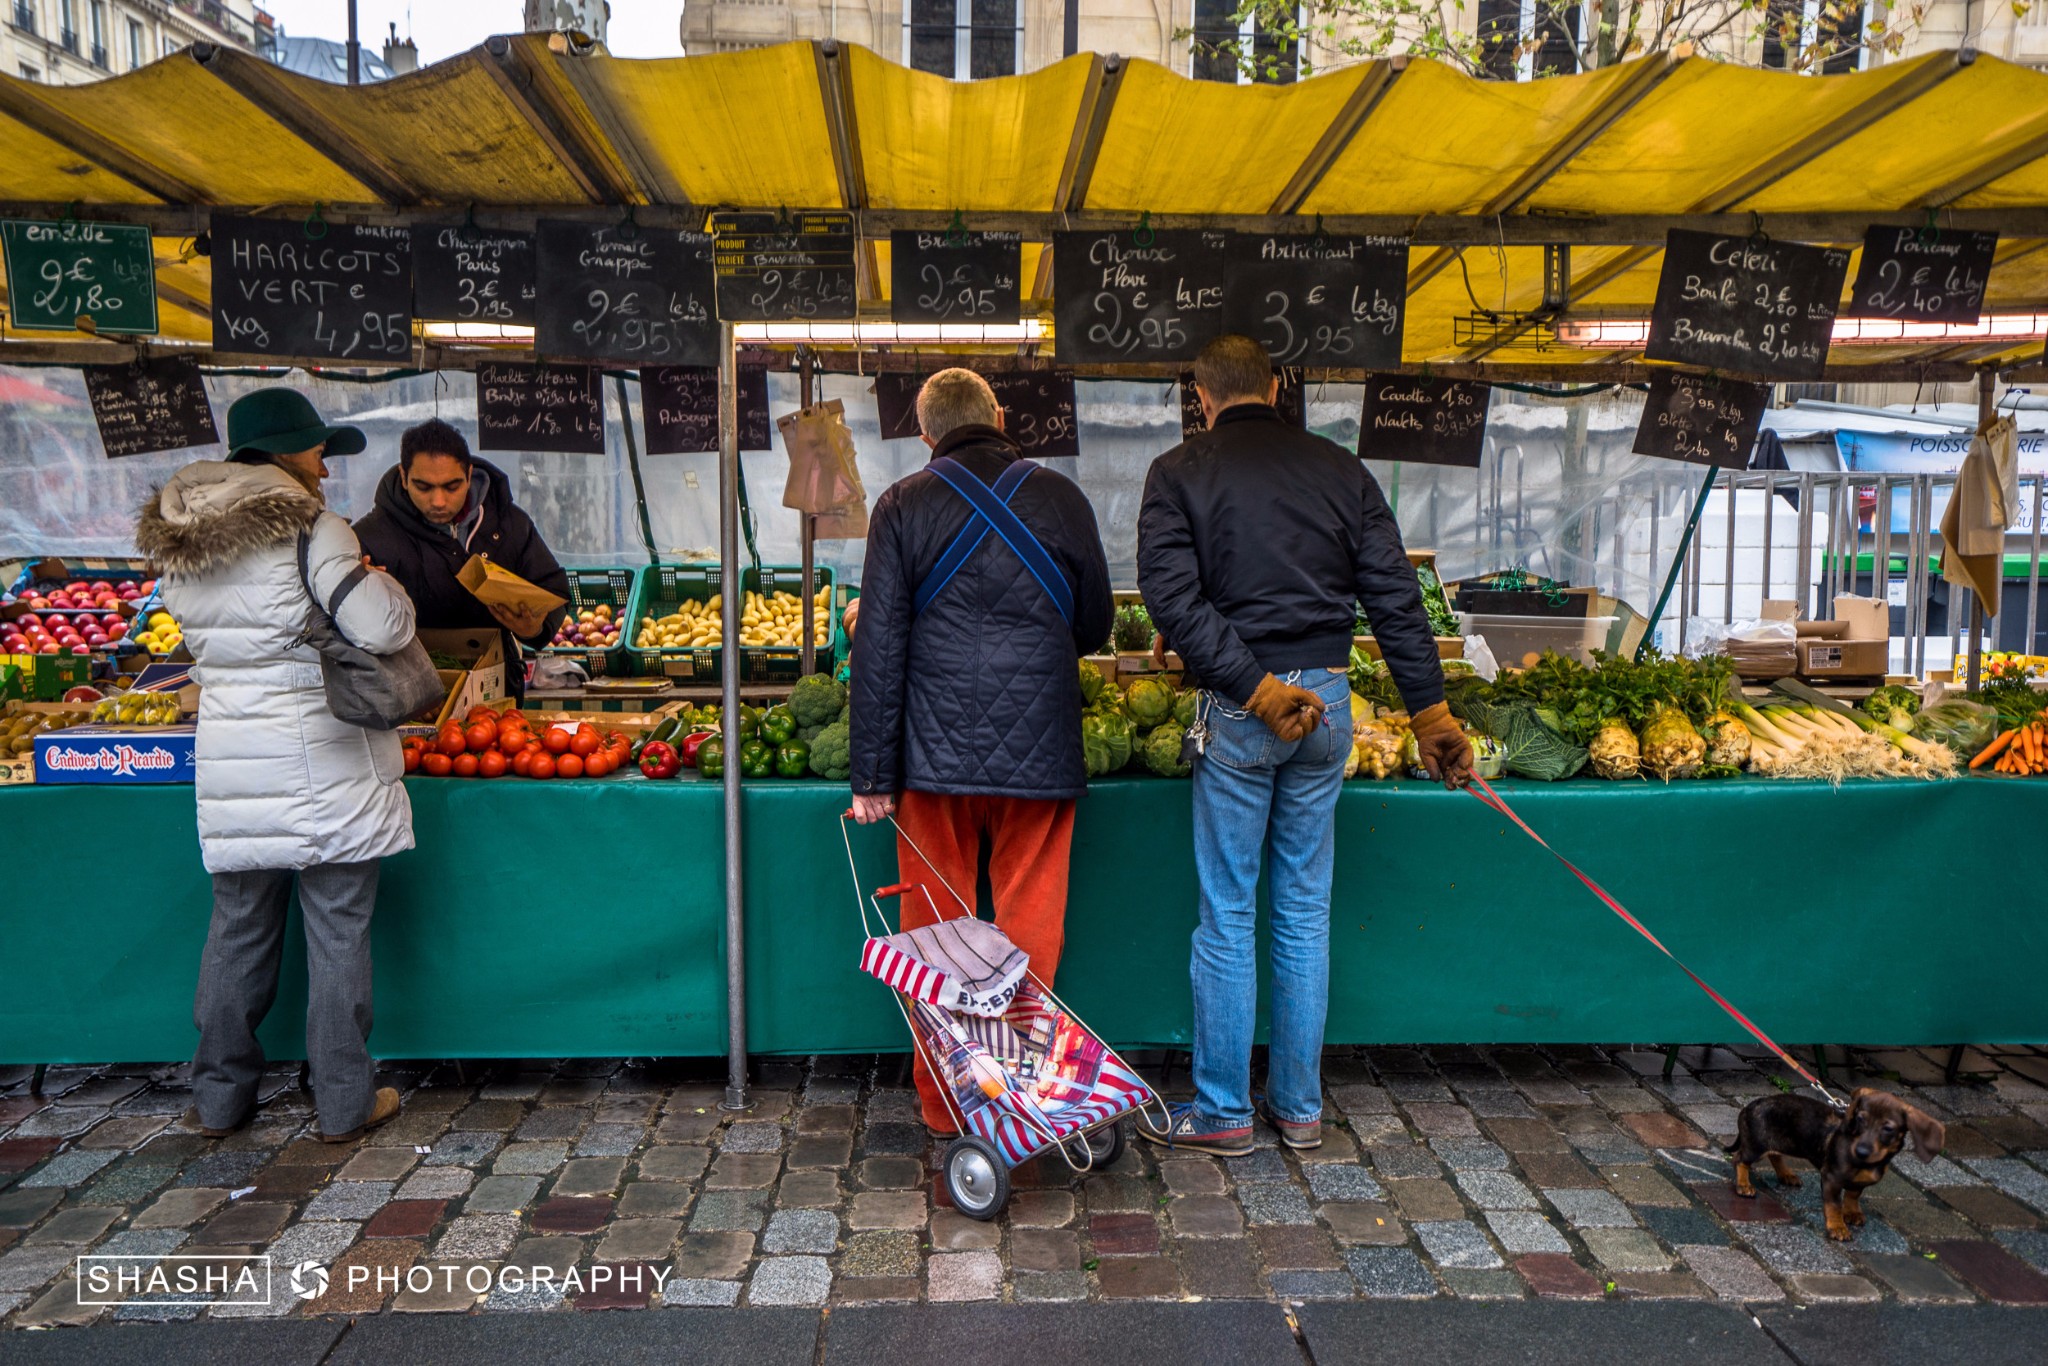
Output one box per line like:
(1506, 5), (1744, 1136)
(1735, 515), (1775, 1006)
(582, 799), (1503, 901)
(788, 674), (849, 730)
(807, 718), (851, 781)
(1860, 684), (1921, 729)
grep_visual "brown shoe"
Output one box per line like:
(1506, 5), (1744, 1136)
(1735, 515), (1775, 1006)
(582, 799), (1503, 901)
(181, 1106), (250, 1139)
(319, 1086), (401, 1143)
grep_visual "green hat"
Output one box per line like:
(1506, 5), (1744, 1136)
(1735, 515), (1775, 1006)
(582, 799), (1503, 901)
(224, 388), (366, 461)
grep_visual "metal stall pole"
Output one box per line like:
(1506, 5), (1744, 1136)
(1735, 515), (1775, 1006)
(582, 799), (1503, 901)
(1909, 477), (1931, 676)
(799, 349), (818, 678)
(2029, 477), (2043, 655)
(1796, 474), (1816, 620)
(1875, 475), (1894, 668)
(1761, 473), (1776, 604)
(1723, 471), (1738, 623)
(719, 323), (749, 1113)
(1968, 371), (1995, 689)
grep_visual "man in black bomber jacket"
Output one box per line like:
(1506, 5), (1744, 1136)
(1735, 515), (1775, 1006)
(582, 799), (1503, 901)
(352, 419), (570, 699)
(1134, 334), (1470, 1159)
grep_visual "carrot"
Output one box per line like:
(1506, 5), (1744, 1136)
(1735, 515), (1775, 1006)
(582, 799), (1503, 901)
(2032, 725), (2044, 768)
(1974, 729), (2020, 769)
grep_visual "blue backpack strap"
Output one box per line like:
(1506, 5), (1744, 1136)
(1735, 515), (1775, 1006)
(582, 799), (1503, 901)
(913, 457), (1035, 617)
(923, 456), (1075, 626)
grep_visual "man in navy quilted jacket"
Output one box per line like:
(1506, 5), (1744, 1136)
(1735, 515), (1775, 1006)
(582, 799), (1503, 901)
(848, 368), (1113, 1136)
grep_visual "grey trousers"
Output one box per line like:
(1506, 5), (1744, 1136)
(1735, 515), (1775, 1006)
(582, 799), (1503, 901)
(192, 860), (380, 1136)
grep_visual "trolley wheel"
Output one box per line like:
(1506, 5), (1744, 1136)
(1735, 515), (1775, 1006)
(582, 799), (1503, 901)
(942, 1136), (1009, 1221)
(1065, 1120), (1127, 1169)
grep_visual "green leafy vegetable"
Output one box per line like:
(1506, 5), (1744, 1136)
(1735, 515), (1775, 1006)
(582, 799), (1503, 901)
(1860, 684), (1922, 728)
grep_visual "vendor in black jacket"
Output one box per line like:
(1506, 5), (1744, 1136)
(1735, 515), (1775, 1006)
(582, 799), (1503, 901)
(351, 419), (570, 694)
(1133, 334), (1469, 1161)
(848, 367), (1113, 1137)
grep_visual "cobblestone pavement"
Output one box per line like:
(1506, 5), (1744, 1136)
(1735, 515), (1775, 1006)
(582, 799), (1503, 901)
(4, 1043), (2048, 1330)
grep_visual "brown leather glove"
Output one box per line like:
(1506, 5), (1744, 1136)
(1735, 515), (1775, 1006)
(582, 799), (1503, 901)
(1246, 674), (1324, 743)
(1410, 701), (1473, 789)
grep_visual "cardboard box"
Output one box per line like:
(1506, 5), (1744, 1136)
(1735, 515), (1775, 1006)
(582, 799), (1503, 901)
(420, 629), (507, 728)
(1798, 639), (1890, 680)
(458, 555), (567, 618)
(33, 723), (196, 784)
(1, 652), (92, 700)
(1795, 619), (1849, 639)
(1761, 599), (1801, 622)
(1834, 595), (1889, 641)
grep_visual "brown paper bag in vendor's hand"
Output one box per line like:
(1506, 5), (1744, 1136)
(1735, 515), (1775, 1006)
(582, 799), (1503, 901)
(457, 554), (569, 617)
(778, 401), (870, 540)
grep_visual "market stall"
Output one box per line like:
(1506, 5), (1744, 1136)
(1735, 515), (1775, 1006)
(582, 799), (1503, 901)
(6, 771), (2043, 1065)
(4, 38), (2048, 1083)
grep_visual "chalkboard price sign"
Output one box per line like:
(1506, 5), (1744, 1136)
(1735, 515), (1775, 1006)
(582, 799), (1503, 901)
(1052, 229), (1227, 364)
(873, 371), (1079, 458)
(711, 212), (859, 323)
(1632, 370), (1770, 468)
(1844, 226), (1997, 325)
(82, 357), (218, 458)
(1223, 235), (1407, 368)
(1, 218), (159, 334)
(1358, 375), (1490, 468)
(1646, 230), (1850, 382)
(639, 365), (772, 455)
(1178, 367), (1306, 441)
(211, 215), (413, 361)
(476, 362), (604, 455)
(414, 222), (536, 325)
(889, 230), (1022, 325)
(535, 221), (717, 366)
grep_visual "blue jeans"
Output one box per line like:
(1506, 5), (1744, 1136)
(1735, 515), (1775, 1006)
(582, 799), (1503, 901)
(1188, 667), (1353, 1131)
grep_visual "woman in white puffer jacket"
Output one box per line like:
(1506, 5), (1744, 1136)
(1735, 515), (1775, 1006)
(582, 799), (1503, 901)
(135, 388), (415, 1144)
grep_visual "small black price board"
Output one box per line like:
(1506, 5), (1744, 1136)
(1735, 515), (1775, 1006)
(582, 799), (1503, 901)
(639, 365), (772, 454)
(476, 362), (604, 454)
(414, 222), (537, 325)
(1223, 234), (1407, 368)
(0, 218), (158, 334)
(1631, 370), (1770, 468)
(1358, 375), (1490, 467)
(1645, 229), (1850, 382)
(82, 357), (218, 458)
(210, 214), (413, 361)
(711, 212), (859, 322)
(1177, 367), (1306, 441)
(889, 230), (1022, 324)
(873, 371), (1079, 458)
(534, 221), (717, 366)
(1843, 226), (1997, 325)
(1052, 229), (1227, 364)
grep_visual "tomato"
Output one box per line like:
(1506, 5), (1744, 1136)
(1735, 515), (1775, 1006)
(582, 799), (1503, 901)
(421, 751), (453, 777)
(569, 730), (599, 758)
(478, 749), (507, 778)
(465, 722), (497, 753)
(436, 726), (466, 757)
(452, 752), (479, 778)
(542, 727), (571, 755)
(498, 731), (530, 757)
(466, 704), (499, 725)
(557, 753), (585, 779)
(529, 753), (557, 780)
(498, 710), (526, 730)
(585, 752), (612, 777)
(402, 747), (420, 773)
(512, 748), (536, 777)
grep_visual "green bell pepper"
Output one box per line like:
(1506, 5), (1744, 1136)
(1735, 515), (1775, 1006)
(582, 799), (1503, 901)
(774, 739), (811, 778)
(759, 705), (798, 746)
(739, 737), (774, 779)
(696, 735), (725, 780)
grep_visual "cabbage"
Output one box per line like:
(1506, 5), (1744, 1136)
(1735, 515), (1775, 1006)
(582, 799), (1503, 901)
(1144, 722), (1192, 777)
(1860, 685), (1921, 729)
(1123, 676), (1176, 729)
(1461, 699), (1588, 781)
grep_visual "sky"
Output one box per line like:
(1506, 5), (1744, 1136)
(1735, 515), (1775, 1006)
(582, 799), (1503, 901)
(255, 2), (684, 65)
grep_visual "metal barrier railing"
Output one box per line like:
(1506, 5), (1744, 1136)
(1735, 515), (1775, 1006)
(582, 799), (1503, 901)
(1669, 470), (2048, 676)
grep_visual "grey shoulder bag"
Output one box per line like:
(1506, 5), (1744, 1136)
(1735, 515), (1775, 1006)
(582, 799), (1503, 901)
(295, 529), (446, 730)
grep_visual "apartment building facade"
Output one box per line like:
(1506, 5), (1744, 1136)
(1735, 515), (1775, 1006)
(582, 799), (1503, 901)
(0, 0), (264, 84)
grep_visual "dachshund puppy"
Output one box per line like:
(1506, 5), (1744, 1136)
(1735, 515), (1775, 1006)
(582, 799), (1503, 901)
(1727, 1088), (1944, 1241)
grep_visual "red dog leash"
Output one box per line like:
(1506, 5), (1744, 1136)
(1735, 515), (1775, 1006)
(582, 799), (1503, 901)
(1464, 773), (1843, 1109)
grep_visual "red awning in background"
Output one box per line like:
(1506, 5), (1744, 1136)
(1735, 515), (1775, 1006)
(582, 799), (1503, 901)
(0, 373), (82, 407)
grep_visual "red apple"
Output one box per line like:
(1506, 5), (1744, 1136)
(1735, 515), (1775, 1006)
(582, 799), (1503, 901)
(90, 580), (112, 594)
(68, 644), (88, 655)
(36, 642), (57, 654)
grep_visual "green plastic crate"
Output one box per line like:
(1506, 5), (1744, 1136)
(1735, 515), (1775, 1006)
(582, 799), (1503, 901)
(625, 564), (841, 682)
(625, 565), (722, 681)
(541, 568), (634, 677)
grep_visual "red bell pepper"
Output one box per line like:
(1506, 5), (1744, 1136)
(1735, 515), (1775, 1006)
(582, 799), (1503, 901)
(638, 740), (682, 780)
(679, 729), (717, 769)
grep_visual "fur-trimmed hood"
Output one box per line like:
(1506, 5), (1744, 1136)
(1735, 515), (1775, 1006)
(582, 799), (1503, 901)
(135, 461), (322, 577)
